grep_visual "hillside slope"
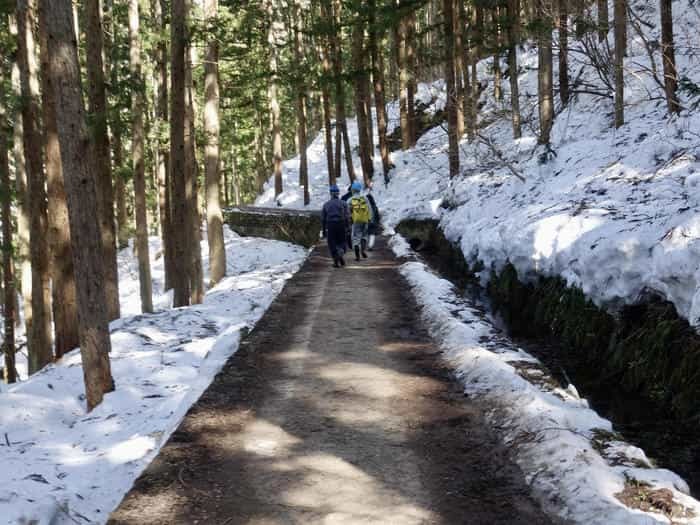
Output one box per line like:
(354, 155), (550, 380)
(257, 0), (700, 329)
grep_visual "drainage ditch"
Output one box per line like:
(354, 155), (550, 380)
(396, 218), (700, 496)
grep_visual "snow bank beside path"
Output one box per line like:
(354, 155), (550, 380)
(395, 246), (700, 524)
(0, 228), (307, 525)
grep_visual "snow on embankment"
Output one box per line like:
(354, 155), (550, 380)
(0, 227), (307, 524)
(392, 235), (700, 524)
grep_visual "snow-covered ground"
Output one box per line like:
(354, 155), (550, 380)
(0, 228), (307, 524)
(256, 0), (700, 520)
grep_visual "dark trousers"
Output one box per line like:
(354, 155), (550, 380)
(327, 222), (347, 259)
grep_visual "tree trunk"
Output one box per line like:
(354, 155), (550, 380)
(558, 0), (569, 106)
(329, 0), (355, 182)
(444, 0), (460, 178)
(42, 0), (115, 411)
(293, 0), (311, 204)
(11, 60), (32, 338)
(1, 87), (16, 383)
(204, 0), (226, 283)
(493, 8), (503, 102)
(186, 31), (204, 305)
(153, 0), (174, 290)
(128, 0), (153, 313)
(537, 0), (554, 145)
(395, 8), (410, 150)
(573, 0), (585, 38)
(267, 0), (283, 198)
(254, 110), (267, 193)
(455, 2), (466, 137)
(597, 0), (609, 41)
(17, 0), (53, 374)
(471, 5), (483, 131)
(170, 0), (191, 307)
(84, 0), (119, 321)
(318, 27), (336, 185)
(507, 0), (522, 138)
(352, 17), (374, 185)
(406, 11), (417, 146)
(660, 0), (679, 115)
(614, 0), (625, 127)
(38, 4), (79, 359)
(459, 1), (474, 141)
(369, 0), (392, 182)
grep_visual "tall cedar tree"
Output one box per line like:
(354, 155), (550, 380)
(352, 14), (374, 185)
(507, 0), (522, 138)
(128, 0), (154, 313)
(330, 0), (356, 182)
(536, 0), (554, 145)
(292, 0), (311, 204)
(185, 17), (204, 305)
(614, 0), (625, 127)
(204, 0), (227, 282)
(558, 0), (569, 106)
(1, 85), (16, 383)
(38, 4), (79, 359)
(170, 0), (192, 307)
(598, 0), (609, 41)
(268, 0), (284, 198)
(41, 0), (115, 410)
(153, 0), (174, 290)
(11, 60), (31, 336)
(85, 0), (120, 321)
(406, 11), (417, 145)
(395, 4), (410, 149)
(17, 0), (53, 374)
(443, 0), (460, 178)
(660, 0), (680, 114)
(318, 10), (336, 185)
(368, 0), (392, 181)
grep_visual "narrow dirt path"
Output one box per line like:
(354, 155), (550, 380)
(109, 238), (553, 525)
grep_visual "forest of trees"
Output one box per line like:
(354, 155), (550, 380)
(0, 0), (685, 409)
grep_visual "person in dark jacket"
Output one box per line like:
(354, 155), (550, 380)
(321, 184), (350, 267)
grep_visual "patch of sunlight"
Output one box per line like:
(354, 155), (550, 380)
(107, 435), (156, 463)
(532, 213), (603, 262)
(283, 453), (435, 524)
(242, 420), (301, 457)
(317, 363), (408, 398)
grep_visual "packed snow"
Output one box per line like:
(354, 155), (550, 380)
(256, 0), (700, 520)
(0, 227), (307, 524)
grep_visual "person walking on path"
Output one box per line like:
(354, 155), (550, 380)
(321, 184), (350, 267)
(349, 181), (373, 261)
(366, 183), (381, 251)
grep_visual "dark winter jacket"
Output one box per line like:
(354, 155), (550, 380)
(322, 197), (349, 234)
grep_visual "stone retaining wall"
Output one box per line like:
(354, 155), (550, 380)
(224, 206), (322, 248)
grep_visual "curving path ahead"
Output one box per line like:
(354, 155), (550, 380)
(109, 238), (552, 525)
